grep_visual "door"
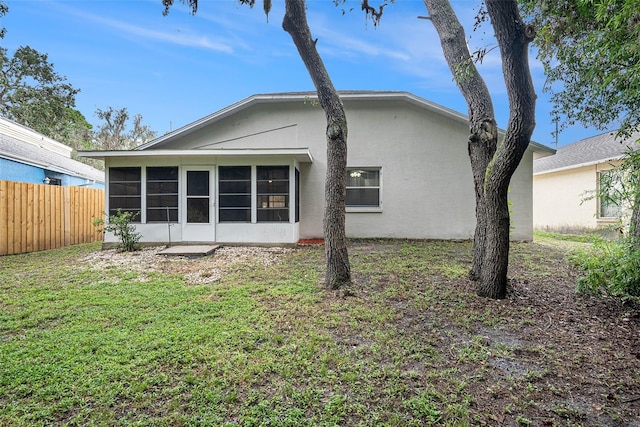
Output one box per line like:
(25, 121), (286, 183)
(182, 168), (215, 242)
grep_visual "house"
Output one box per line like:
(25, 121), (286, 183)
(79, 91), (553, 246)
(533, 131), (639, 232)
(0, 117), (104, 188)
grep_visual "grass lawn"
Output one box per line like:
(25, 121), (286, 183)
(1, 238), (639, 426)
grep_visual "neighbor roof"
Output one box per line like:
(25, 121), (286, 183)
(534, 131), (640, 175)
(0, 127), (105, 183)
(135, 91), (554, 154)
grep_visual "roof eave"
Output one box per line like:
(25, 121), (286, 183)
(534, 155), (623, 176)
(1, 151), (104, 182)
(78, 148), (314, 163)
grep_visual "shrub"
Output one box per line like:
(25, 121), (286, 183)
(93, 209), (142, 252)
(570, 238), (640, 302)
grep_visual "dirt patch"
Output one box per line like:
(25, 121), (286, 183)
(344, 239), (640, 426)
(81, 245), (293, 285)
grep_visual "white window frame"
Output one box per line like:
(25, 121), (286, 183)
(597, 169), (624, 219)
(346, 166), (382, 213)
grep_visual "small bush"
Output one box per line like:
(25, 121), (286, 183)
(93, 209), (142, 252)
(570, 238), (640, 302)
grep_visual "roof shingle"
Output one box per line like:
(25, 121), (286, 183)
(533, 131), (640, 174)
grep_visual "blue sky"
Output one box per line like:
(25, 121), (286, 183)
(3, 0), (608, 147)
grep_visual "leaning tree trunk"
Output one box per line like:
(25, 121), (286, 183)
(477, 0), (537, 298)
(422, 0), (498, 280)
(424, 0), (535, 298)
(283, 0), (351, 289)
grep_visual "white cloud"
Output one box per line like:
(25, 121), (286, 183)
(60, 3), (237, 53)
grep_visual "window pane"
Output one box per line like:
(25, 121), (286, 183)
(108, 208), (140, 221)
(147, 181), (178, 194)
(219, 181), (251, 194)
(346, 168), (380, 208)
(347, 188), (380, 207)
(219, 208), (251, 222)
(109, 167), (141, 220)
(220, 166), (251, 180)
(110, 182), (141, 196)
(347, 169), (380, 187)
(109, 196), (141, 209)
(257, 209), (289, 222)
(219, 167), (252, 222)
(110, 167), (140, 182)
(187, 171), (209, 196)
(257, 166), (288, 180)
(257, 181), (289, 194)
(219, 195), (251, 208)
(147, 166), (178, 181)
(147, 195), (178, 208)
(146, 167), (178, 222)
(257, 166), (289, 222)
(295, 168), (300, 223)
(258, 195), (288, 208)
(187, 199), (210, 223)
(599, 170), (624, 218)
(147, 208), (178, 222)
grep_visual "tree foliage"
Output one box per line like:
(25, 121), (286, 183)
(93, 107), (157, 151)
(0, 1), (7, 39)
(0, 46), (80, 138)
(523, 0), (640, 241)
(522, 0), (640, 137)
(93, 209), (142, 252)
(571, 237), (640, 302)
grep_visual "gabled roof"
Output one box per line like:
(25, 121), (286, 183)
(0, 118), (105, 183)
(534, 130), (640, 175)
(135, 91), (554, 154)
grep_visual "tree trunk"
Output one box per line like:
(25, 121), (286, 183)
(477, 0), (536, 298)
(283, 0), (351, 289)
(422, 0), (498, 280)
(424, 0), (535, 298)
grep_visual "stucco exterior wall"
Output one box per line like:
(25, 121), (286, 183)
(533, 162), (619, 231)
(0, 157), (46, 184)
(104, 96), (537, 243)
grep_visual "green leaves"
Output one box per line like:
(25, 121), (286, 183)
(0, 1), (7, 39)
(524, 0), (640, 135)
(571, 237), (640, 301)
(93, 209), (142, 252)
(0, 46), (80, 137)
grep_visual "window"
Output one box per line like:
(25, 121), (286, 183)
(599, 169), (623, 218)
(346, 168), (381, 208)
(295, 168), (300, 223)
(219, 166), (251, 222)
(109, 167), (141, 221)
(257, 166), (289, 222)
(146, 167), (178, 222)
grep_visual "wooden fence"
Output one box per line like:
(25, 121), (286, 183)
(0, 181), (104, 256)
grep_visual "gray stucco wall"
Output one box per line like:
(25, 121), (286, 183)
(143, 96), (534, 241)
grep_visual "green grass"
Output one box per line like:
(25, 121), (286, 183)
(0, 238), (610, 426)
(0, 242), (476, 426)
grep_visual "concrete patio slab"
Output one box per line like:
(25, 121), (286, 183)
(158, 245), (220, 257)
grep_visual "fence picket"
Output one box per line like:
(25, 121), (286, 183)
(0, 180), (104, 256)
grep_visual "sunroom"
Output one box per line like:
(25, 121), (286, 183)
(79, 148), (313, 246)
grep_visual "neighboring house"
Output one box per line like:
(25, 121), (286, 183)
(0, 117), (104, 188)
(533, 131), (639, 232)
(80, 91), (553, 246)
